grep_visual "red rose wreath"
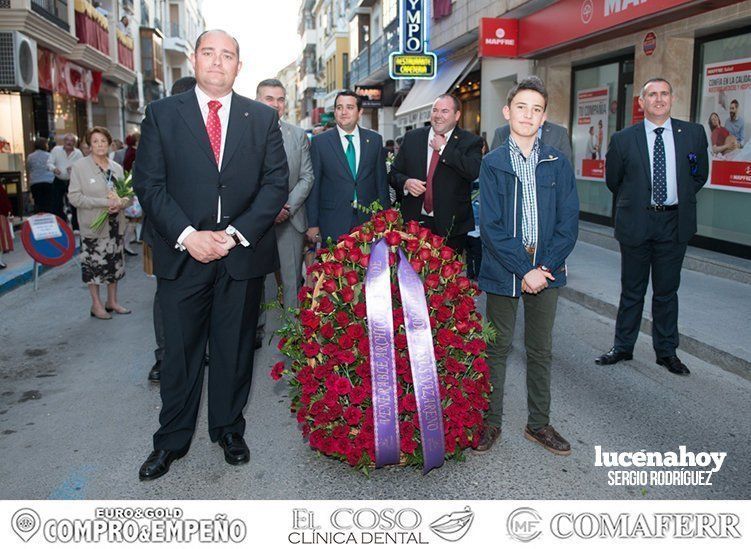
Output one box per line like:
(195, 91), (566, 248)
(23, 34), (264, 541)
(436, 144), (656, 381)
(272, 209), (491, 473)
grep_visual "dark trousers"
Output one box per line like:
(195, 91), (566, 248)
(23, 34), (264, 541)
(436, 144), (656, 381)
(614, 210), (687, 358)
(485, 288), (559, 431)
(154, 259), (263, 450)
(53, 177), (78, 229)
(30, 183), (56, 214)
(465, 235), (482, 279)
(419, 215), (466, 252)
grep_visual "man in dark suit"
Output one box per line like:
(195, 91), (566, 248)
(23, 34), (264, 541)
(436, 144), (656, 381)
(305, 90), (389, 245)
(491, 120), (573, 165)
(144, 75), (197, 384)
(390, 94), (483, 252)
(596, 78), (708, 375)
(133, 30), (289, 480)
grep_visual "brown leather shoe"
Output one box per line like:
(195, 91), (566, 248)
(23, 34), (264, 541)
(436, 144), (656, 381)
(524, 425), (571, 456)
(473, 425), (501, 453)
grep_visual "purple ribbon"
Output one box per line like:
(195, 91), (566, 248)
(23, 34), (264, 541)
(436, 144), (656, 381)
(364, 238), (446, 473)
(365, 239), (400, 467)
(397, 248), (446, 474)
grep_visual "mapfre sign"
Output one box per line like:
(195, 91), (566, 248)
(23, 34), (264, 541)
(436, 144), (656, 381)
(478, 18), (519, 58)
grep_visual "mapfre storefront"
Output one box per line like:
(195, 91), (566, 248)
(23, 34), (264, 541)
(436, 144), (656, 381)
(493, 0), (751, 256)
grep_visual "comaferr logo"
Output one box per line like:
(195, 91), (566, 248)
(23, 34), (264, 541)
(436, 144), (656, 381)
(551, 513), (741, 539)
(581, 0), (594, 24)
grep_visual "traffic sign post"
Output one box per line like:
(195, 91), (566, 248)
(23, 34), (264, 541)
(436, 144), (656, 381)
(20, 214), (76, 290)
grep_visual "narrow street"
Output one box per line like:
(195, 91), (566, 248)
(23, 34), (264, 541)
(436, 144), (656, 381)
(1, 252), (748, 500)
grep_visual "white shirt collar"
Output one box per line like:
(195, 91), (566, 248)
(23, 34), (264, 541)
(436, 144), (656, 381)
(429, 125), (456, 141)
(337, 125), (360, 141)
(194, 85), (233, 110)
(644, 117), (672, 133)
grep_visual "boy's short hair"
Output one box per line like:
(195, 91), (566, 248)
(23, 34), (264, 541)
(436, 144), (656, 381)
(506, 76), (548, 111)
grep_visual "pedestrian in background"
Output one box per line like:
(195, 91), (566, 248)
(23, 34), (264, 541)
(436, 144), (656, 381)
(27, 138), (56, 214)
(122, 133), (139, 173)
(47, 133), (83, 229)
(68, 127), (132, 320)
(110, 139), (124, 161)
(0, 183), (13, 269)
(255, 78), (314, 349)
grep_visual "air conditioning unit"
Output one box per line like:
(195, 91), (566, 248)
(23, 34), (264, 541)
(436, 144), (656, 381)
(0, 31), (39, 93)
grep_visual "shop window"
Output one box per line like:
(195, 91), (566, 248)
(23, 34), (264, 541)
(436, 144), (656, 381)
(570, 56), (633, 221)
(454, 70), (481, 136)
(692, 29), (751, 250)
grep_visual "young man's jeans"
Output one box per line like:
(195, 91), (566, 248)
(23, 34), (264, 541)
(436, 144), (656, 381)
(485, 288), (559, 431)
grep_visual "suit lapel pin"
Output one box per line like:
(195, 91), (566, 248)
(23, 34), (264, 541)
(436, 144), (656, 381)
(453, 135), (458, 139)
(549, 155), (554, 159)
(366, 138), (370, 143)
(244, 112), (249, 117)
(677, 128), (682, 133)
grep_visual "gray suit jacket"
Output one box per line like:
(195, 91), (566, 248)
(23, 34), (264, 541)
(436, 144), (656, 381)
(280, 121), (314, 233)
(491, 121), (573, 164)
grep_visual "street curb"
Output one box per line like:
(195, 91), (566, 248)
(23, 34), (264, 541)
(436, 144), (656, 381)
(0, 247), (80, 298)
(559, 286), (751, 382)
(0, 263), (55, 298)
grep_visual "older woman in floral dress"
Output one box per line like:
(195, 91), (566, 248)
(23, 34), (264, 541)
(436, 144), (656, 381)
(68, 126), (132, 319)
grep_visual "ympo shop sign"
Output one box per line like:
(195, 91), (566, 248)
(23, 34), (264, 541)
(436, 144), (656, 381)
(389, 0), (437, 79)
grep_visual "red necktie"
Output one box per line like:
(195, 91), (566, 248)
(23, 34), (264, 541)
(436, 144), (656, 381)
(424, 137), (442, 214)
(206, 100), (222, 165)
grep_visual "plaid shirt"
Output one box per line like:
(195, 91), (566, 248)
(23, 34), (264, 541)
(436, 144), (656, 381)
(508, 136), (540, 248)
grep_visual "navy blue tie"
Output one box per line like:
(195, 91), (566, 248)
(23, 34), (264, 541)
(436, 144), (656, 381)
(653, 127), (667, 205)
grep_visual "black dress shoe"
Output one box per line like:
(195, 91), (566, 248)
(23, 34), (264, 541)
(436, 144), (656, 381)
(124, 248), (138, 256)
(218, 433), (250, 465)
(148, 361), (161, 382)
(138, 447), (188, 481)
(657, 356), (690, 376)
(595, 347), (633, 365)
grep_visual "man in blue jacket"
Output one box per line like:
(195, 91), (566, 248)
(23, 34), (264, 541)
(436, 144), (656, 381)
(476, 76), (579, 455)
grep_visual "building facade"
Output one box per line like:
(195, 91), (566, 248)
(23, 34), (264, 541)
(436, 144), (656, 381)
(0, 0), (204, 215)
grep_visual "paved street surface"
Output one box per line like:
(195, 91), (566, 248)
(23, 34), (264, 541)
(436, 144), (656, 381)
(1, 252), (749, 500)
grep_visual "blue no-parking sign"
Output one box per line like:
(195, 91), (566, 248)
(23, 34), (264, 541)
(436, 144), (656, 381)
(21, 214), (75, 267)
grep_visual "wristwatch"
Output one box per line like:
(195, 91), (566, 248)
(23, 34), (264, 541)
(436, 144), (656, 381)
(539, 265), (551, 273)
(225, 226), (241, 246)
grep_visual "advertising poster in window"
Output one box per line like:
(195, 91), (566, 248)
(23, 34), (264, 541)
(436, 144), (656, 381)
(573, 86), (609, 181)
(700, 57), (751, 192)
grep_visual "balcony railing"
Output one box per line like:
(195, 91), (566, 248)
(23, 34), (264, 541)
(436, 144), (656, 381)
(116, 28), (135, 70)
(348, 19), (399, 85)
(170, 22), (180, 38)
(74, 0), (110, 55)
(31, 0), (69, 31)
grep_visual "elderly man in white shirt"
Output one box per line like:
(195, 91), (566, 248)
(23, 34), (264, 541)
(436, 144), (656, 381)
(47, 133), (83, 228)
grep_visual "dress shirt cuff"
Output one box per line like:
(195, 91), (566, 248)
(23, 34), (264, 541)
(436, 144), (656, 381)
(176, 226), (196, 251)
(228, 225), (250, 247)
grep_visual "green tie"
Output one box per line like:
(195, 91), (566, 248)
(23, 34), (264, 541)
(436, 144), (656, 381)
(345, 134), (358, 206)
